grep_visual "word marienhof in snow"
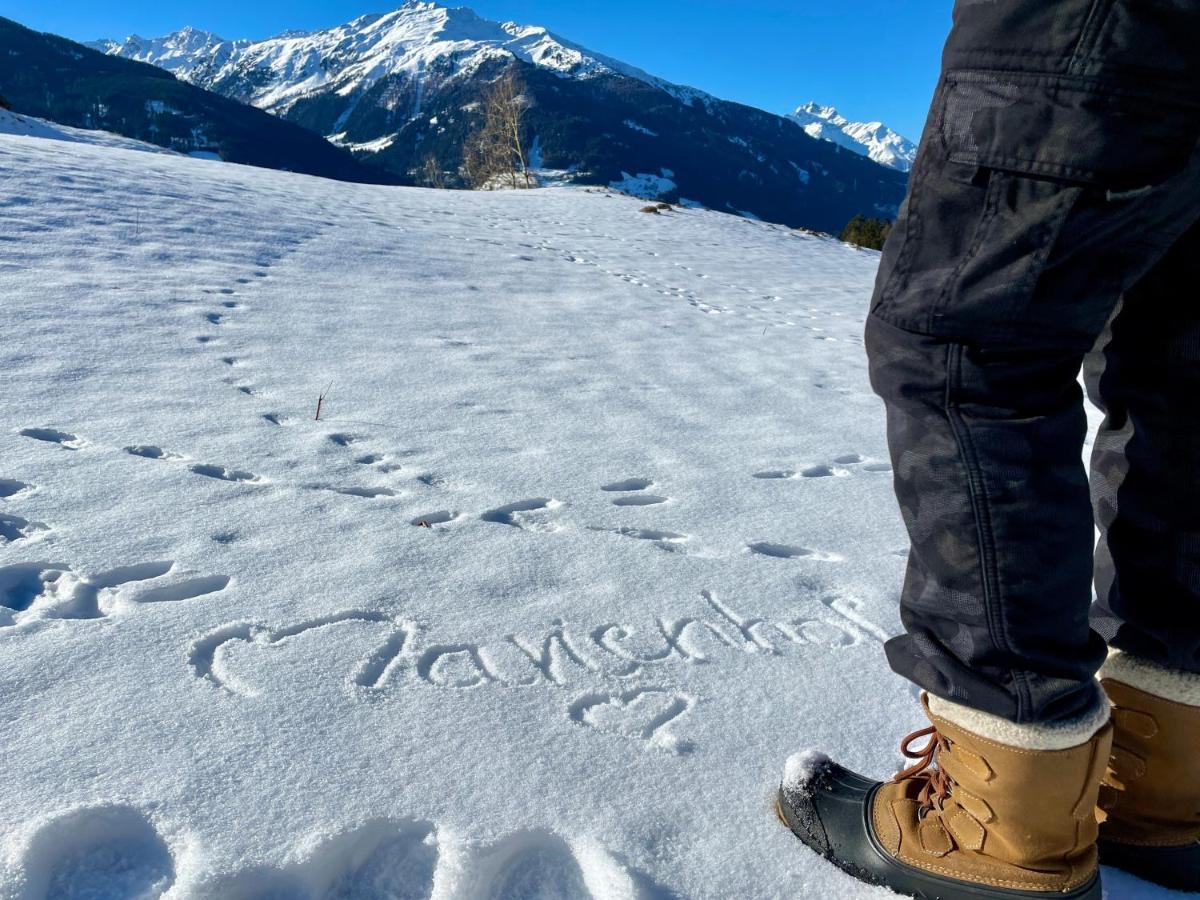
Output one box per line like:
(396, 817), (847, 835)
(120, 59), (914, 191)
(188, 589), (891, 695)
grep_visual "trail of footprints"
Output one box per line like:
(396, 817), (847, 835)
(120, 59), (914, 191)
(7, 255), (886, 561)
(8, 416), (888, 564)
(15, 806), (649, 900)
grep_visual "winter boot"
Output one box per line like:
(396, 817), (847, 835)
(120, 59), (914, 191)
(777, 693), (1112, 899)
(1097, 651), (1200, 892)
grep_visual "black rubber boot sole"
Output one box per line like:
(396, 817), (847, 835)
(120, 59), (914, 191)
(776, 758), (1102, 900)
(1099, 837), (1200, 893)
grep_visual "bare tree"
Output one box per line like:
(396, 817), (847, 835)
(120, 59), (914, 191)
(420, 153), (447, 189)
(462, 67), (534, 190)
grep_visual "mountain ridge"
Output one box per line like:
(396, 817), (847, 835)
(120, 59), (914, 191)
(0, 15), (399, 184)
(789, 101), (916, 172)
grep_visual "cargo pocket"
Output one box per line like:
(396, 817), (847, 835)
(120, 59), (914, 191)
(874, 69), (1200, 345)
(939, 69), (1200, 191)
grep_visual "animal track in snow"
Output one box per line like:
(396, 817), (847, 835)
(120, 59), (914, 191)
(17, 805), (175, 900)
(0, 478), (32, 498)
(190, 463), (259, 483)
(205, 312), (223, 325)
(125, 445), (183, 460)
(604, 527), (690, 553)
(411, 510), (461, 527)
(611, 494), (668, 507)
(799, 465), (849, 479)
(310, 484), (398, 499)
(19, 427), (83, 449)
(600, 478), (654, 492)
(328, 433), (361, 447)
(754, 455), (890, 480)
(262, 413), (286, 426)
(480, 498), (560, 530)
(752, 469), (795, 480)
(0, 513), (49, 544)
(747, 542), (843, 562)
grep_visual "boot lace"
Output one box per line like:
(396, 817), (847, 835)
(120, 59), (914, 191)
(893, 725), (955, 814)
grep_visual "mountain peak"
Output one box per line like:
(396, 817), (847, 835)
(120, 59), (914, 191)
(789, 101), (914, 172)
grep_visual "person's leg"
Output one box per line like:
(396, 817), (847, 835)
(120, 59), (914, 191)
(777, 0), (1200, 894)
(1082, 220), (1200, 889)
(868, 124), (1200, 727)
(1088, 219), (1200, 669)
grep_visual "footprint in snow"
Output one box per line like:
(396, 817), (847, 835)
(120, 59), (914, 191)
(18, 427), (84, 450)
(190, 464), (259, 483)
(800, 465), (849, 479)
(598, 526), (690, 553)
(195, 823), (634, 900)
(747, 542), (843, 562)
(308, 484), (397, 499)
(0, 513), (49, 544)
(0, 561), (229, 622)
(17, 805), (175, 900)
(125, 445), (183, 460)
(611, 494), (669, 507)
(600, 478), (654, 492)
(411, 510), (461, 527)
(480, 499), (561, 531)
(752, 469), (795, 480)
(0, 478), (32, 499)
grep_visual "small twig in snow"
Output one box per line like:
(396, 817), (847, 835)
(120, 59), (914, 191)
(315, 382), (333, 421)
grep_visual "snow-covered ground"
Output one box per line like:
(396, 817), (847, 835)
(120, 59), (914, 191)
(0, 109), (168, 154)
(0, 129), (1173, 900)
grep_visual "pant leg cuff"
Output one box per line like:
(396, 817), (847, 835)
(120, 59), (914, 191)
(1101, 650), (1200, 708)
(927, 686), (1111, 750)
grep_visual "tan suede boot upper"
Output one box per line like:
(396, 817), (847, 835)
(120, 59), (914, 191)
(1100, 677), (1200, 847)
(870, 695), (1113, 893)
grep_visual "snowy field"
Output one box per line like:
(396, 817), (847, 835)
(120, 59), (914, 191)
(0, 128), (1174, 899)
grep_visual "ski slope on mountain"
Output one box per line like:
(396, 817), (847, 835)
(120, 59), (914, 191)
(0, 134), (1172, 899)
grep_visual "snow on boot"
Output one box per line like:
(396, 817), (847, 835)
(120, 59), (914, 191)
(776, 693), (1112, 899)
(1098, 652), (1200, 892)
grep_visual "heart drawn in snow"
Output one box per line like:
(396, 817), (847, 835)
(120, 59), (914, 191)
(568, 688), (696, 755)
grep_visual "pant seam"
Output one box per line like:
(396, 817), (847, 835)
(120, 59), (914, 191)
(1067, 0), (1114, 75)
(943, 343), (1031, 720)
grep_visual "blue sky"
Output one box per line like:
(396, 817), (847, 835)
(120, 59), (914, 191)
(7, 1), (952, 139)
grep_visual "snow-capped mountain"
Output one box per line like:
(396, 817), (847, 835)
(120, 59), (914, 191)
(84, 2), (908, 232)
(789, 102), (916, 173)
(90, 3), (702, 115)
(0, 15), (392, 183)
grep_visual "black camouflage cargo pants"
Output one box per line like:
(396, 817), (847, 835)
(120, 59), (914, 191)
(869, 0), (1200, 723)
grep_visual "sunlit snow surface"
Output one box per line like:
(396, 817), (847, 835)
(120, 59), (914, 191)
(0, 130), (1172, 899)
